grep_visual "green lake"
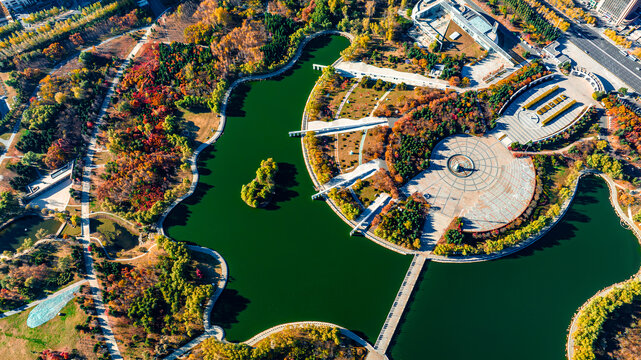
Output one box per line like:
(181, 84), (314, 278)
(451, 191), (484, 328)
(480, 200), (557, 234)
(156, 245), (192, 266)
(165, 35), (410, 343)
(0, 215), (61, 253)
(391, 176), (641, 360)
(164, 36), (641, 359)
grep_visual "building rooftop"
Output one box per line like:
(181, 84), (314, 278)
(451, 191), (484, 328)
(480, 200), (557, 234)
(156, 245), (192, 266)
(468, 14), (493, 34)
(543, 41), (561, 57)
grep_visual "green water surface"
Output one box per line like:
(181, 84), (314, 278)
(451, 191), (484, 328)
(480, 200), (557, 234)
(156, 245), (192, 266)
(165, 36), (641, 359)
(390, 177), (641, 360)
(0, 215), (61, 252)
(165, 36), (410, 343)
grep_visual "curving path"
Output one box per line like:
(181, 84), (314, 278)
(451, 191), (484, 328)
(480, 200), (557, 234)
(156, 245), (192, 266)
(244, 321), (384, 359)
(335, 81), (359, 119)
(88, 211), (140, 228)
(0, 22), (158, 168)
(511, 137), (597, 156)
(162, 245), (228, 360)
(89, 236), (156, 262)
(78, 18), (166, 360)
(153, 30), (355, 359)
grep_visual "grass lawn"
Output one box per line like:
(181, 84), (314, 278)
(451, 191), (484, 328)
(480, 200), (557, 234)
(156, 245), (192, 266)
(327, 79), (356, 120)
(61, 222), (82, 237)
(93, 150), (113, 166)
(178, 107), (221, 146)
(376, 87), (416, 116)
(0, 71), (18, 104)
(340, 86), (386, 120)
(548, 162), (572, 207)
(355, 180), (382, 208)
(149, 12), (200, 43)
(441, 20), (485, 59)
(361, 36), (425, 74)
(190, 250), (223, 287)
(336, 131), (363, 172)
(0, 299), (96, 359)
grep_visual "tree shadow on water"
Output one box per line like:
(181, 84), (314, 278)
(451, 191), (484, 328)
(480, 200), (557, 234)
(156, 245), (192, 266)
(265, 162), (299, 210)
(211, 287), (251, 330)
(163, 203), (193, 229)
(504, 177), (603, 259)
(226, 83), (251, 118)
(195, 145), (217, 177)
(505, 205), (590, 259)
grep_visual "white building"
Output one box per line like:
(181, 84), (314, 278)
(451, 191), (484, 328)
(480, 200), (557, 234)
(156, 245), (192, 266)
(1, 0), (42, 14)
(595, 0), (641, 25)
(411, 0), (513, 62)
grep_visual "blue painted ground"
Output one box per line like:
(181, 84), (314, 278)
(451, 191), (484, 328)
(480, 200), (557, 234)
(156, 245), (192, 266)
(27, 284), (81, 328)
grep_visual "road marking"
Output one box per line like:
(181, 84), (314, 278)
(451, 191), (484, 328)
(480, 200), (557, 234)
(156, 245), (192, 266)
(571, 28), (641, 85)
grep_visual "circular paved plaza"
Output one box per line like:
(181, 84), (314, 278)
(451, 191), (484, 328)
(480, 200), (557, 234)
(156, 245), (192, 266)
(404, 135), (536, 233)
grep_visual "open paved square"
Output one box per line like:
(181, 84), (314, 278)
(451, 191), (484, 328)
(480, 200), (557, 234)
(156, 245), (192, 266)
(404, 135), (535, 241)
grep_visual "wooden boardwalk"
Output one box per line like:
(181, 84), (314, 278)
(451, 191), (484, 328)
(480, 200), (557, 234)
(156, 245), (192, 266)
(374, 254), (426, 353)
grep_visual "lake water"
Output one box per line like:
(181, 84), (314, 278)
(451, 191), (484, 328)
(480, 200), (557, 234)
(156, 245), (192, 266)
(0, 215), (61, 253)
(165, 36), (641, 359)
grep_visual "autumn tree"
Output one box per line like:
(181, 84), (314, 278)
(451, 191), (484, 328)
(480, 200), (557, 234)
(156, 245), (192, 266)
(195, 0), (231, 27)
(69, 33), (84, 46)
(0, 191), (21, 223)
(42, 42), (66, 60)
(211, 20), (266, 77)
(184, 22), (214, 45)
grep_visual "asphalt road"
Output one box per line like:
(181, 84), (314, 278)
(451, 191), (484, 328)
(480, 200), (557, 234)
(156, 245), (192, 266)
(565, 23), (641, 93)
(462, 0), (641, 92)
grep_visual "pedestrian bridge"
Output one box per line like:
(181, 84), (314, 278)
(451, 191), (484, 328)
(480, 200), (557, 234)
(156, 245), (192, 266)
(374, 255), (426, 353)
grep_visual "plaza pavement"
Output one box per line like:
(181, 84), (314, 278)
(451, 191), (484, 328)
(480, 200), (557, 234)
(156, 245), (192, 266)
(404, 134), (536, 248)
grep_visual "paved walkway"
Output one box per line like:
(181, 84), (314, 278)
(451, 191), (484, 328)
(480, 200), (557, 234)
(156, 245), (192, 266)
(0, 23), (154, 169)
(351, 193), (392, 236)
(323, 159), (386, 189)
(336, 82), (359, 119)
(405, 135), (536, 235)
(78, 21), (160, 360)
(335, 61), (521, 91)
(163, 245), (228, 360)
(335, 61), (454, 89)
(511, 137), (596, 156)
(298, 117), (389, 137)
(491, 75), (595, 145)
(154, 30), (356, 359)
(566, 171), (641, 360)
